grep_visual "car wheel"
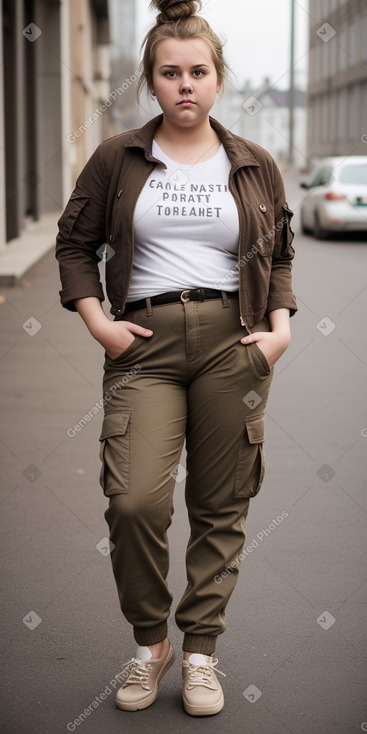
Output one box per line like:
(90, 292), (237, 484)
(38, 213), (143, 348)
(313, 212), (328, 239)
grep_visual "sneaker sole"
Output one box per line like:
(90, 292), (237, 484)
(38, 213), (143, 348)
(182, 688), (224, 716)
(115, 644), (175, 711)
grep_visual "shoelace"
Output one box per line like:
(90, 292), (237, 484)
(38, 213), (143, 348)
(118, 657), (154, 690)
(184, 657), (226, 688)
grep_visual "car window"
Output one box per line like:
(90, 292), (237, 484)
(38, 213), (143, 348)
(339, 164), (367, 184)
(310, 167), (332, 187)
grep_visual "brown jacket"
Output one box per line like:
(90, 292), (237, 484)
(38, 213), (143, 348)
(55, 113), (297, 328)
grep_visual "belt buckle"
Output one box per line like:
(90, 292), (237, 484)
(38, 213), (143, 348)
(180, 289), (191, 303)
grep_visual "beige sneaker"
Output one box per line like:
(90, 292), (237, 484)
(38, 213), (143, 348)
(115, 642), (175, 711)
(181, 653), (226, 716)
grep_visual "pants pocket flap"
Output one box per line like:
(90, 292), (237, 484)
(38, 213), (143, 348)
(99, 411), (131, 441)
(245, 413), (265, 444)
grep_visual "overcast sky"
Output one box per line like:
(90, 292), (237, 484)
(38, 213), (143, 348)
(135, 0), (310, 91)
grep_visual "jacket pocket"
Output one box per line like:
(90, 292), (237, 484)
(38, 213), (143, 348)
(281, 203), (295, 257)
(58, 191), (90, 238)
(99, 411), (131, 495)
(234, 413), (266, 498)
(254, 201), (275, 256)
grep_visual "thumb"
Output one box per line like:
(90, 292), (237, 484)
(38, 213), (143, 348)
(240, 332), (260, 344)
(129, 323), (153, 338)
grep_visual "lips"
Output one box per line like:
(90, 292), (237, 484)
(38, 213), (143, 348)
(178, 99), (195, 105)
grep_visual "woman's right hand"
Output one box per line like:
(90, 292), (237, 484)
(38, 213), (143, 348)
(73, 297), (153, 360)
(93, 319), (153, 360)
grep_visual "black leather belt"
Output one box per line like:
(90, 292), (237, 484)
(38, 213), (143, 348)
(124, 288), (239, 313)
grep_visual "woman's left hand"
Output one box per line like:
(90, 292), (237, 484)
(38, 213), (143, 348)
(240, 330), (291, 369)
(240, 308), (291, 369)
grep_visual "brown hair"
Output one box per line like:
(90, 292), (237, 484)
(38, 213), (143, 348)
(136, 0), (230, 101)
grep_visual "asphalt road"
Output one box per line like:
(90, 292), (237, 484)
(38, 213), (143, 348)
(0, 172), (366, 734)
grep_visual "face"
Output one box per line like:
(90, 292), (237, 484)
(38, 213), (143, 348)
(150, 37), (221, 128)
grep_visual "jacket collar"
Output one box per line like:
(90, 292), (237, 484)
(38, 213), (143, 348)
(124, 113), (259, 170)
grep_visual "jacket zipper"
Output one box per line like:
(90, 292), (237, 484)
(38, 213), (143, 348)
(228, 167), (250, 331)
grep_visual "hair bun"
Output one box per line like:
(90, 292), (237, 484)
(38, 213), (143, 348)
(150, 0), (202, 24)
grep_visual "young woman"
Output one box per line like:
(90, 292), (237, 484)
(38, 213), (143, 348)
(56, 0), (297, 718)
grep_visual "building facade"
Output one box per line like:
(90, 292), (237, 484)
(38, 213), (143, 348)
(307, 0), (367, 160)
(212, 79), (307, 170)
(0, 0), (111, 253)
(108, 0), (141, 132)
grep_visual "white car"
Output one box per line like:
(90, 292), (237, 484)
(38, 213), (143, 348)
(300, 156), (367, 238)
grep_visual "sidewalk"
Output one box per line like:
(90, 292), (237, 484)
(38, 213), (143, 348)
(0, 212), (61, 286)
(0, 242), (366, 734)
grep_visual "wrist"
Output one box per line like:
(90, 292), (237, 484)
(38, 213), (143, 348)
(271, 325), (290, 338)
(272, 330), (291, 348)
(89, 314), (110, 342)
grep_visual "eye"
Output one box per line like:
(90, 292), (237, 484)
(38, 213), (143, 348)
(193, 69), (205, 77)
(165, 70), (177, 78)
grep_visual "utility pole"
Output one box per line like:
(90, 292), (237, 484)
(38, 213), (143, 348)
(289, 0), (295, 166)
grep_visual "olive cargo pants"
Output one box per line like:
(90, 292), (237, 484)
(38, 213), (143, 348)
(100, 295), (273, 655)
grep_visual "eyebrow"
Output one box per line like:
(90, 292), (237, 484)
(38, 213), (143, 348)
(158, 64), (211, 70)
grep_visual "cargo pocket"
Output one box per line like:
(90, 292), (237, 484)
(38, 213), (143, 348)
(234, 413), (265, 498)
(99, 411), (131, 496)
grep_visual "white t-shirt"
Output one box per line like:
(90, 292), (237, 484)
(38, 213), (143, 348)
(126, 139), (240, 301)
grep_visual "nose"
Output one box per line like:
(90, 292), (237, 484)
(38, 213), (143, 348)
(180, 75), (193, 94)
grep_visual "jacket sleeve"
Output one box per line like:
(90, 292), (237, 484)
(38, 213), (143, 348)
(266, 161), (298, 317)
(55, 145), (108, 311)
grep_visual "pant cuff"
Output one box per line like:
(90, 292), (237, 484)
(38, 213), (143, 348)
(133, 621), (168, 646)
(182, 634), (217, 655)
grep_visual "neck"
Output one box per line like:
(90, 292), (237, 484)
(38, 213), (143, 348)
(157, 115), (216, 148)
